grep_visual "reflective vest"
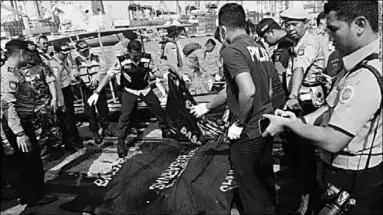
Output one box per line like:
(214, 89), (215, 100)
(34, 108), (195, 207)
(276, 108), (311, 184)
(117, 53), (152, 90)
(74, 54), (101, 86)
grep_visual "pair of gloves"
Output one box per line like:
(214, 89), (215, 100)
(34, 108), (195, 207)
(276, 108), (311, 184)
(190, 104), (243, 140)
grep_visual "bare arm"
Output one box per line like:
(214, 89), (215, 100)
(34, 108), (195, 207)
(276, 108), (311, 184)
(235, 72), (256, 123)
(206, 86), (227, 110)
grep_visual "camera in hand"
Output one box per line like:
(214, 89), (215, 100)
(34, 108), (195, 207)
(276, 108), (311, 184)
(319, 183), (356, 215)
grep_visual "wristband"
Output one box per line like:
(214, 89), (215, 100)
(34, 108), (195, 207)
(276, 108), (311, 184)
(16, 131), (26, 137)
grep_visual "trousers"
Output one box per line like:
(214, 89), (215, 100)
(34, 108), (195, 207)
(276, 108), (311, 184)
(59, 86), (80, 145)
(2, 113), (45, 206)
(230, 135), (277, 215)
(117, 90), (168, 140)
(81, 85), (109, 132)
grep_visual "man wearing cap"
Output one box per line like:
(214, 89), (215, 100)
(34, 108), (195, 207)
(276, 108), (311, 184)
(49, 43), (83, 151)
(74, 40), (113, 144)
(1, 39), (58, 207)
(256, 18), (297, 92)
(278, 7), (327, 214)
(88, 40), (173, 158)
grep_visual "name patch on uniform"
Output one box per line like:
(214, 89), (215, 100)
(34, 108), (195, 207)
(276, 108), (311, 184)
(339, 85), (354, 104)
(144, 63), (149, 68)
(9, 81), (17, 90)
(123, 65), (131, 70)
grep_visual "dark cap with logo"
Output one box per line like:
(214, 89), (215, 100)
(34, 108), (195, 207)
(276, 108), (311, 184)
(256, 18), (281, 37)
(167, 26), (182, 37)
(75, 40), (90, 52)
(122, 30), (138, 41)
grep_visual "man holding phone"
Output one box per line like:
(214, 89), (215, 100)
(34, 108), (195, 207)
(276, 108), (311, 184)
(191, 3), (278, 214)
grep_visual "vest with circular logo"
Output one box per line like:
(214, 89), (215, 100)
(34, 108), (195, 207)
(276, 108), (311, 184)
(117, 53), (151, 90)
(75, 54), (101, 86)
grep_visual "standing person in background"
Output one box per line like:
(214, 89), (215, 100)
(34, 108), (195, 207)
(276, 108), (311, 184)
(316, 12), (332, 65)
(182, 39), (218, 94)
(49, 43), (83, 151)
(74, 40), (113, 144)
(161, 26), (184, 78)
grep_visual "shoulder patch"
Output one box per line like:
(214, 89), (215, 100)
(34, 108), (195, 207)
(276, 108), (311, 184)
(297, 45), (305, 56)
(339, 85), (354, 104)
(9, 81), (17, 90)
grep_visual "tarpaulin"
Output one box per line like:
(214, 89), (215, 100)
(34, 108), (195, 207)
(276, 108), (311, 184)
(60, 72), (233, 215)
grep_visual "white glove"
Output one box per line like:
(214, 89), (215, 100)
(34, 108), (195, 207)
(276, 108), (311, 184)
(214, 74), (222, 81)
(163, 71), (170, 80)
(88, 93), (99, 106)
(190, 103), (209, 118)
(228, 123), (244, 140)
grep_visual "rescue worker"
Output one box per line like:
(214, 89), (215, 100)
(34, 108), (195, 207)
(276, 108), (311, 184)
(182, 38), (217, 94)
(74, 40), (113, 144)
(192, 3), (281, 214)
(1, 39), (58, 207)
(256, 18), (297, 91)
(88, 40), (173, 158)
(49, 43), (83, 151)
(315, 12), (332, 65)
(262, 1), (382, 214)
(21, 42), (64, 156)
(278, 7), (327, 214)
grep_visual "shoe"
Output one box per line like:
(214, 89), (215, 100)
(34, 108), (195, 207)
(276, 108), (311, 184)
(92, 132), (103, 145)
(117, 139), (127, 158)
(101, 128), (114, 137)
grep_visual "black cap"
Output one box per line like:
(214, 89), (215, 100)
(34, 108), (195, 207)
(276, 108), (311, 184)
(75, 40), (90, 52)
(122, 30), (138, 41)
(167, 26), (182, 38)
(53, 43), (71, 54)
(256, 18), (281, 37)
(5, 39), (32, 52)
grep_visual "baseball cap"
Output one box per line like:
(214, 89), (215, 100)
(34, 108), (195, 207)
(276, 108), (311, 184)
(5, 39), (32, 52)
(167, 26), (182, 38)
(122, 30), (138, 41)
(256, 18), (281, 37)
(280, 8), (309, 21)
(75, 40), (90, 52)
(53, 43), (71, 54)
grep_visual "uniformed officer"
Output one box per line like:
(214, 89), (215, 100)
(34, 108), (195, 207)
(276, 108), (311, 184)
(1, 39), (57, 207)
(193, 3), (279, 214)
(74, 40), (113, 144)
(280, 8), (327, 115)
(263, 1), (382, 214)
(49, 43), (83, 151)
(256, 18), (297, 92)
(21, 42), (64, 156)
(88, 40), (173, 158)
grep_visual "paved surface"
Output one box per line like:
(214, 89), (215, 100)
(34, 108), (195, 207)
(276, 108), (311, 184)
(1, 120), (286, 215)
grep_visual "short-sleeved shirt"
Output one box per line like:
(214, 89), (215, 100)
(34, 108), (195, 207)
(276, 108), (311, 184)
(221, 34), (274, 139)
(164, 41), (183, 69)
(1, 63), (36, 133)
(49, 56), (76, 89)
(288, 30), (325, 90)
(319, 39), (382, 170)
(315, 28), (331, 65)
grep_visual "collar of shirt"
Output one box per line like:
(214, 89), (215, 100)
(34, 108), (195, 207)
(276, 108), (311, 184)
(231, 34), (251, 44)
(342, 39), (379, 71)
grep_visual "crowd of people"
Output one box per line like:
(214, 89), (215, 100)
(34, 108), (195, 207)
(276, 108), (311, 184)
(1, 0), (381, 214)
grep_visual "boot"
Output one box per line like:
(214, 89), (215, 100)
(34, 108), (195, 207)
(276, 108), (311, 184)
(92, 132), (102, 145)
(117, 139), (127, 158)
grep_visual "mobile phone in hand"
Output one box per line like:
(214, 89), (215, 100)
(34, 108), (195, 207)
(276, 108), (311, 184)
(258, 118), (271, 135)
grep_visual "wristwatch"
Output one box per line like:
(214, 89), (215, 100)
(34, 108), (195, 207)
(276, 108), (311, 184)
(16, 131), (26, 137)
(288, 94), (298, 100)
